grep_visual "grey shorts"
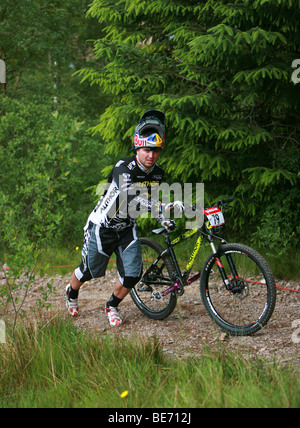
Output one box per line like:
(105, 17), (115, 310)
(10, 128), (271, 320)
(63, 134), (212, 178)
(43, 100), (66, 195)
(75, 222), (143, 287)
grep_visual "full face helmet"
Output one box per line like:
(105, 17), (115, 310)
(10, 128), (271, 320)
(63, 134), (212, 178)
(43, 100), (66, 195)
(133, 110), (166, 153)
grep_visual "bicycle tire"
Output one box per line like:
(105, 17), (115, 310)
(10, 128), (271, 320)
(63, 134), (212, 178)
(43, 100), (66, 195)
(200, 243), (276, 336)
(130, 237), (177, 320)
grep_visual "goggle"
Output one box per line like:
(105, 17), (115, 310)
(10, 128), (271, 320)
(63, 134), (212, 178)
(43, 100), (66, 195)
(134, 132), (164, 148)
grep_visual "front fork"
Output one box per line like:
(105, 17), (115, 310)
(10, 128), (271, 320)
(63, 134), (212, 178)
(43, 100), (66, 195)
(209, 239), (238, 292)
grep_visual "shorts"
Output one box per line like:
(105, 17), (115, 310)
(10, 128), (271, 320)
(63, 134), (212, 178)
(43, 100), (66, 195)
(74, 221), (143, 287)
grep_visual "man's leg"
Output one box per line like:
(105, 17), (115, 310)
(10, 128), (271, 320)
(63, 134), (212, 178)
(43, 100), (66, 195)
(105, 280), (130, 327)
(65, 270), (87, 316)
(71, 271), (84, 291)
(105, 227), (143, 326)
(113, 279), (132, 300)
(65, 222), (107, 316)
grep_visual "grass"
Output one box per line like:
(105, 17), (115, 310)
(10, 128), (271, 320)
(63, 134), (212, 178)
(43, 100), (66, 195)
(8, 234), (298, 281)
(0, 315), (299, 408)
(152, 234), (300, 280)
(264, 248), (300, 280)
(31, 245), (120, 277)
(34, 246), (81, 277)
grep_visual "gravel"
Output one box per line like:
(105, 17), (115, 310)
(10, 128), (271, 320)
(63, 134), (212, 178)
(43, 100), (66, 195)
(1, 267), (299, 367)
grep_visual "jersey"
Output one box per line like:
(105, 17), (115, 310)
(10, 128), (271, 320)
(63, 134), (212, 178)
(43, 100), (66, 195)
(87, 156), (164, 230)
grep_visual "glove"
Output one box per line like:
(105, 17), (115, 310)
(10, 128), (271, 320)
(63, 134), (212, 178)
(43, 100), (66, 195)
(157, 214), (177, 233)
(165, 201), (185, 214)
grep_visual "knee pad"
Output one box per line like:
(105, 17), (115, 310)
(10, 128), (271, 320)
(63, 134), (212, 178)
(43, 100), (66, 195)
(122, 274), (142, 290)
(75, 263), (93, 283)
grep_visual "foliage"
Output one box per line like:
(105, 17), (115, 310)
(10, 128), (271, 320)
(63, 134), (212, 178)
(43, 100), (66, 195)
(0, 1), (114, 246)
(1, 0), (299, 262)
(77, 0), (300, 248)
(0, 99), (79, 336)
(0, 98), (80, 245)
(0, 0), (99, 106)
(0, 1), (119, 331)
(0, 315), (299, 408)
(251, 189), (300, 256)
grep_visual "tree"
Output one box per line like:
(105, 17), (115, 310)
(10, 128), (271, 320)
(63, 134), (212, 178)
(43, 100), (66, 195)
(0, 0), (105, 111)
(0, 0), (114, 246)
(78, 0), (300, 247)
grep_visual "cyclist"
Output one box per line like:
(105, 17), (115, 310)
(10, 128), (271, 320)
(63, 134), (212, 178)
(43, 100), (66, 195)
(65, 110), (181, 326)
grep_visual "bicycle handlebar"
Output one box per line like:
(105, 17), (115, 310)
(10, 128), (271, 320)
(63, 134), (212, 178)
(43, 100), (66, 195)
(215, 197), (234, 208)
(191, 197), (234, 212)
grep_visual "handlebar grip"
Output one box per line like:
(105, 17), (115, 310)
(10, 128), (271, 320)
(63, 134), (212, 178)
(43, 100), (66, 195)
(214, 197), (234, 208)
(223, 197), (234, 204)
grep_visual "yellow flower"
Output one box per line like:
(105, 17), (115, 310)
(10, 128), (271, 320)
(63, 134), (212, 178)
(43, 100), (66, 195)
(120, 390), (129, 398)
(75, 246), (79, 251)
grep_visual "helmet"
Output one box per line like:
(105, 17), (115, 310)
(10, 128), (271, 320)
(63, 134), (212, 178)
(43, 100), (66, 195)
(133, 110), (165, 153)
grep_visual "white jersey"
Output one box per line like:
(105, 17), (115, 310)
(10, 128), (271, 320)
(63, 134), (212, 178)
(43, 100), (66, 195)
(88, 156), (164, 230)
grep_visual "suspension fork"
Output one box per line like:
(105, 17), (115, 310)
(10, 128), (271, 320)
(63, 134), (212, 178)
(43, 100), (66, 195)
(209, 238), (233, 291)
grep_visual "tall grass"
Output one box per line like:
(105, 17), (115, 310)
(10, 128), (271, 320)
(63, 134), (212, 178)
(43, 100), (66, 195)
(0, 315), (299, 408)
(27, 236), (300, 280)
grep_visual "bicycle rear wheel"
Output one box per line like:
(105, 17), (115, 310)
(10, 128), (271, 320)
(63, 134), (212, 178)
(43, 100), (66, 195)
(130, 237), (177, 320)
(200, 243), (276, 336)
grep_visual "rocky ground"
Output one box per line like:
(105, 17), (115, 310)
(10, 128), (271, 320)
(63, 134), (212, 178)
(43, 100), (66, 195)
(1, 267), (299, 368)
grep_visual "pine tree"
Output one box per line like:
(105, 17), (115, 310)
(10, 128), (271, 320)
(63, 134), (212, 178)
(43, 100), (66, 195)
(78, 0), (300, 244)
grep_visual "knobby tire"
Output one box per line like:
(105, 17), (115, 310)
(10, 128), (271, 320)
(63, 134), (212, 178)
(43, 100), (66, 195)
(200, 243), (276, 336)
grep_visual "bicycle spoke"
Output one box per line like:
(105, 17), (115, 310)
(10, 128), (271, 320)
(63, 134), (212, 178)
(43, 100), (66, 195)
(138, 246), (171, 312)
(211, 258), (268, 327)
(201, 244), (276, 335)
(130, 238), (177, 320)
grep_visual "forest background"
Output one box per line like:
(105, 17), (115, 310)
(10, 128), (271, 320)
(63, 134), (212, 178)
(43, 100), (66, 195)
(1, 0), (300, 278)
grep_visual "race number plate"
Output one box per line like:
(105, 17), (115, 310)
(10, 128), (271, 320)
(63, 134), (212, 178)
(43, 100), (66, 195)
(204, 206), (225, 228)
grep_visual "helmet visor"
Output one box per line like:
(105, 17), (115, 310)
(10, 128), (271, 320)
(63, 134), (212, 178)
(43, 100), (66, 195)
(134, 132), (164, 149)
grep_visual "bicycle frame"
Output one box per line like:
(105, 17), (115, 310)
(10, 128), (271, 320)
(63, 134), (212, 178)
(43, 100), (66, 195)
(143, 199), (239, 297)
(142, 230), (200, 297)
(146, 223), (235, 298)
(134, 197), (276, 335)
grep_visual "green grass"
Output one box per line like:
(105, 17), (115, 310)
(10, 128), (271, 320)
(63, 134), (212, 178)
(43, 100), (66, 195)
(7, 234), (298, 280)
(0, 315), (299, 408)
(34, 246), (80, 277)
(263, 248), (300, 280)
(31, 246), (119, 277)
(153, 234), (300, 280)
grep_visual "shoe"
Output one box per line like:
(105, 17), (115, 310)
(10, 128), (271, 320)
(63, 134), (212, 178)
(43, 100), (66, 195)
(105, 305), (122, 327)
(65, 284), (79, 317)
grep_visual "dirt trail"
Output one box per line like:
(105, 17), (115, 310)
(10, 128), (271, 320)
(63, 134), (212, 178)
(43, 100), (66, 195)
(3, 268), (299, 367)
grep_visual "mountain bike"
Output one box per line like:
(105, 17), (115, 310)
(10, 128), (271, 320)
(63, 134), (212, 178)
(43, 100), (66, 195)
(130, 198), (276, 336)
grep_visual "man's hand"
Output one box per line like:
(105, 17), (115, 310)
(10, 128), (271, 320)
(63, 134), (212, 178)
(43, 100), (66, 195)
(165, 201), (185, 214)
(157, 214), (177, 233)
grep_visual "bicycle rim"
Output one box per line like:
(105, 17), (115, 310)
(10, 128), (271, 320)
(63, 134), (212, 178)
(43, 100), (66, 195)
(130, 238), (177, 320)
(200, 244), (276, 336)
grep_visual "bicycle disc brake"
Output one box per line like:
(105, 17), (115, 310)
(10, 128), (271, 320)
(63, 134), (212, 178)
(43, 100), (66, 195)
(230, 278), (249, 300)
(152, 290), (163, 301)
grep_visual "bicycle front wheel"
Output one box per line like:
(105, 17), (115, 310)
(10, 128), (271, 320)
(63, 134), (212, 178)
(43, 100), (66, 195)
(200, 243), (276, 336)
(130, 237), (177, 320)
